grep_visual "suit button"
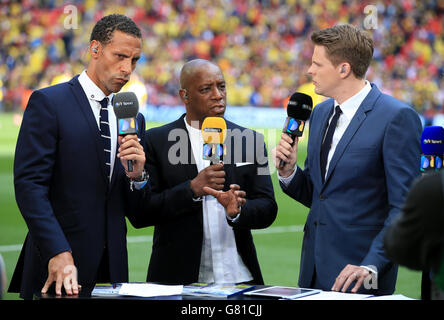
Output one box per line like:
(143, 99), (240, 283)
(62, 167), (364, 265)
(320, 194), (325, 200)
(314, 221), (318, 226)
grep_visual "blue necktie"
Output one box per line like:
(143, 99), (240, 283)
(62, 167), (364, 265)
(320, 105), (342, 182)
(99, 97), (111, 180)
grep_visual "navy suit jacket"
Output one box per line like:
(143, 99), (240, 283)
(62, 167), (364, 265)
(131, 114), (277, 285)
(281, 84), (422, 295)
(9, 76), (146, 299)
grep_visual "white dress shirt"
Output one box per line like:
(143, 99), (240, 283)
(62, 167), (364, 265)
(184, 117), (253, 284)
(78, 70), (117, 182)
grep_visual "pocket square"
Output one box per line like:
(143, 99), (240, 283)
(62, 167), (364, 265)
(235, 162), (253, 167)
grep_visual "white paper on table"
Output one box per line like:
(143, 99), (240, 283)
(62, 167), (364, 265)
(295, 291), (373, 300)
(364, 294), (416, 300)
(118, 283), (183, 297)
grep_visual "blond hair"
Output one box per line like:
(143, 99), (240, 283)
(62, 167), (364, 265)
(311, 24), (374, 79)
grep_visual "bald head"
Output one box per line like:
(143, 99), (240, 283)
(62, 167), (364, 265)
(180, 59), (221, 90)
(178, 59), (226, 128)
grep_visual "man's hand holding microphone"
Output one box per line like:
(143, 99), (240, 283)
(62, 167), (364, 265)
(118, 134), (145, 179)
(274, 133), (299, 178)
(273, 93), (313, 176)
(114, 92), (146, 181)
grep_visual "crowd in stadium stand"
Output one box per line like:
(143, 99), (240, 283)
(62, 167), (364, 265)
(1, 0), (443, 124)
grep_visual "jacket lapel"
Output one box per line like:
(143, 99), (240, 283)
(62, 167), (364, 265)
(177, 114), (199, 180)
(223, 122), (236, 191)
(68, 76), (109, 186)
(322, 85), (381, 187)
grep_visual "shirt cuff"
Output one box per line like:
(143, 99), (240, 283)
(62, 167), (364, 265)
(277, 167), (298, 188)
(226, 206), (241, 222)
(360, 265), (378, 275)
(133, 180), (148, 190)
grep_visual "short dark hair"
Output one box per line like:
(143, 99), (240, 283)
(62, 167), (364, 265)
(311, 24), (373, 79)
(90, 14), (142, 45)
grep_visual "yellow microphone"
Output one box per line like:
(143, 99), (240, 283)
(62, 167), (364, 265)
(201, 117), (227, 164)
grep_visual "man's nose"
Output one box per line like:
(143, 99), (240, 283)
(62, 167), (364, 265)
(120, 59), (132, 76)
(307, 65), (313, 75)
(212, 87), (224, 99)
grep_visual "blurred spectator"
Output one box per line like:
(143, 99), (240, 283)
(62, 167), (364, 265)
(0, 0), (443, 115)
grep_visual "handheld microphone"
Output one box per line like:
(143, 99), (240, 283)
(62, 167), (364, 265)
(420, 126), (444, 173)
(112, 91), (139, 172)
(201, 117), (227, 164)
(279, 92), (313, 167)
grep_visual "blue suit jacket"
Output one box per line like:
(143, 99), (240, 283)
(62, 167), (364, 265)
(281, 84), (422, 295)
(9, 76), (146, 299)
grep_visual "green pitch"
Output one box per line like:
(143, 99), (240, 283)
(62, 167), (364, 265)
(0, 113), (421, 299)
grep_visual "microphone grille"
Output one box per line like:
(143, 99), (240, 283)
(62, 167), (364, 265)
(201, 117), (227, 144)
(113, 92), (139, 118)
(421, 126), (444, 155)
(287, 92), (313, 120)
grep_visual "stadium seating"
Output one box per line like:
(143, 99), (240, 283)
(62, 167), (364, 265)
(0, 0), (443, 119)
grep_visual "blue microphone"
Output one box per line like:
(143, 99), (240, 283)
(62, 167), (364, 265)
(420, 126), (444, 173)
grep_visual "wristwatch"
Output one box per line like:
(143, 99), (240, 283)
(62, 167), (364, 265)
(132, 169), (148, 182)
(129, 169), (148, 191)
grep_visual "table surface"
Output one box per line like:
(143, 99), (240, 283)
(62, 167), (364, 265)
(36, 284), (275, 300)
(35, 284), (412, 300)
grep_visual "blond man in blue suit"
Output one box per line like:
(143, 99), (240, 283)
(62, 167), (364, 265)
(274, 24), (422, 295)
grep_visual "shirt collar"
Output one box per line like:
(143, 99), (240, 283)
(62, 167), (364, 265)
(334, 80), (372, 121)
(184, 116), (201, 135)
(78, 70), (114, 104)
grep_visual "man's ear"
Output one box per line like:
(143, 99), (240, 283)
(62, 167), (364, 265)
(179, 89), (189, 103)
(338, 63), (351, 78)
(90, 40), (101, 56)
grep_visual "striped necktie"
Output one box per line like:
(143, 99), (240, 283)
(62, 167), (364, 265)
(99, 97), (111, 180)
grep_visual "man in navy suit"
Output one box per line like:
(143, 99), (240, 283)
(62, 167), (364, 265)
(9, 14), (148, 299)
(274, 24), (422, 295)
